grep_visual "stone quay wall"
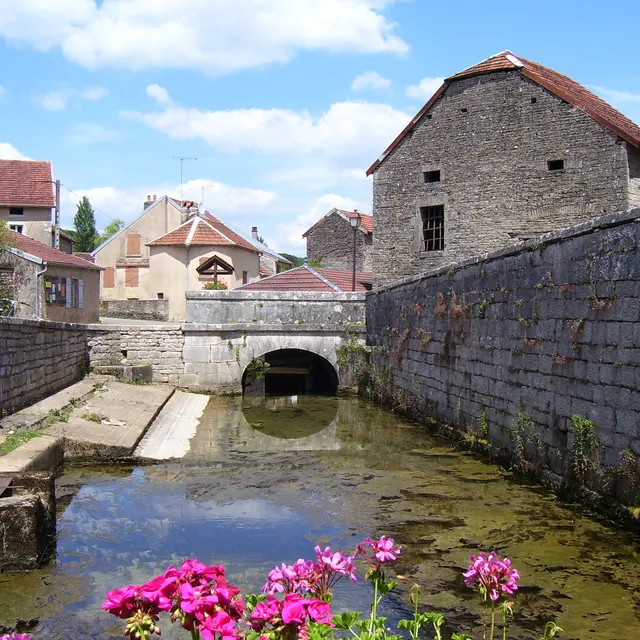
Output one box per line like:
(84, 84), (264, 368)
(366, 209), (640, 492)
(0, 318), (89, 416)
(87, 325), (184, 385)
(100, 299), (169, 322)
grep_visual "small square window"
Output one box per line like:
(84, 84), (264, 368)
(531, 97), (537, 104)
(157, 293), (164, 299)
(460, 107), (468, 113)
(423, 170), (441, 184)
(420, 205), (444, 252)
(9, 224), (23, 233)
(9, 207), (24, 216)
(547, 159), (564, 171)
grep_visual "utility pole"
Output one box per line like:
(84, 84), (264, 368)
(54, 179), (61, 249)
(171, 156), (197, 205)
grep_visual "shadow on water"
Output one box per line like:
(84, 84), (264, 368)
(2, 395), (640, 640)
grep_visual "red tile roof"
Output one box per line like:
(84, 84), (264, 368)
(7, 231), (102, 270)
(0, 159), (55, 207)
(367, 50), (640, 175)
(239, 265), (372, 292)
(147, 213), (259, 252)
(302, 208), (372, 238)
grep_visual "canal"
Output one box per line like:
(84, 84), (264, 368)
(1, 395), (639, 639)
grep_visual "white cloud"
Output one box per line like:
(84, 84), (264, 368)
(33, 85), (109, 111)
(406, 76), (445, 100)
(0, 85), (5, 97)
(350, 71), (391, 91)
(146, 84), (171, 105)
(277, 193), (369, 250)
(0, 142), (30, 160)
(589, 85), (640, 104)
(0, 0), (408, 74)
(124, 91), (412, 161)
(67, 122), (119, 145)
(59, 179), (278, 230)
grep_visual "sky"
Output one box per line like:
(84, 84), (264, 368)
(1, 0), (639, 255)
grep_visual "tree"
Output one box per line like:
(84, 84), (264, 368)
(73, 196), (97, 252)
(280, 253), (306, 268)
(96, 219), (124, 246)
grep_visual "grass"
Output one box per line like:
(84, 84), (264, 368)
(120, 376), (150, 385)
(84, 412), (102, 423)
(0, 428), (43, 456)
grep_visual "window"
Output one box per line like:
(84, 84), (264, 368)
(547, 159), (564, 171)
(103, 266), (115, 288)
(531, 97), (537, 104)
(44, 277), (83, 308)
(243, 270), (249, 284)
(126, 233), (141, 256)
(420, 205), (445, 252)
(157, 293), (164, 299)
(460, 107), (468, 113)
(9, 207), (24, 216)
(423, 170), (441, 184)
(9, 224), (23, 233)
(125, 267), (139, 287)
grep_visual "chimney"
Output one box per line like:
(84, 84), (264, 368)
(251, 226), (258, 240)
(144, 194), (152, 209)
(153, 195), (157, 201)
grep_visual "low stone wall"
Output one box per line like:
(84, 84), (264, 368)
(366, 209), (640, 497)
(87, 325), (184, 384)
(100, 299), (169, 322)
(186, 290), (366, 325)
(0, 318), (88, 416)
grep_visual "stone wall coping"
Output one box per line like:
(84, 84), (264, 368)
(186, 291), (366, 302)
(371, 207), (640, 295)
(0, 435), (64, 476)
(86, 323), (183, 331)
(182, 323), (366, 334)
(0, 317), (89, 331)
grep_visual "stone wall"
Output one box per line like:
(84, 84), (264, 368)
(87, 325), (184, 384)
(0, 249), (39, 319)
(0, 318), (88, 416)
(305, 212), (372, 271)
(100, 299), (169, 322)
(186, 290), (366, 325)
(366, 209), (640, 494)
(372, 70), (635, 286)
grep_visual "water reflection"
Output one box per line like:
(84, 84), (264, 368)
(1, 395), (640, 640)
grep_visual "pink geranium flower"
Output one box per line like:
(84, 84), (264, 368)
(199, 610), (238, 640)
(464, 552), (520, 601)
(357, 536), (402, 565)
(281, 594), (307, 624)
(102, 585), (140, 619)
(306, 598), (333, 625)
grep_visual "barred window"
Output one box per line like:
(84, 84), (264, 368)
(420, 205), (444, 252)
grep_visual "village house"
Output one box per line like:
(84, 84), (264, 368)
(0, 159), (74, 254)
(147, 212), (261, 321)
(367, 51), (640, 286)
(0, 230), (101, 323)
(303, 208), (373, 272)
(238, 264), (372, 292)
(249, 226), (292, 276)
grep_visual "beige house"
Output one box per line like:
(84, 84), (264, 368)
(147, 213), (261, 321)
(0, 159), (74, 252)
(92, 194), (198, 300)
(1, 230), (101, 323)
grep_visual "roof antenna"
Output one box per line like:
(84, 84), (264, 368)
(171, 156), (197, 206)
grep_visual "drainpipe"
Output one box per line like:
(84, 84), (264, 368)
(35, 261), (48, 319)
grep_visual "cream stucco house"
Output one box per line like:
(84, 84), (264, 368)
(147, 212), (261, 321)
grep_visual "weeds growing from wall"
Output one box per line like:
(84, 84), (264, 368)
(569, 414), (599, 487)
(510, 410), (539, 462)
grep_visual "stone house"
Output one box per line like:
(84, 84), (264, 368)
(1, 230), (101, 323)
(0, 159), (73, 253)
(367, 50), (640, 286)
(92, 194), (197, 300)
(147, 212), (261, 321)
(303, 208), (373, 272)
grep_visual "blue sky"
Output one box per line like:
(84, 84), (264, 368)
(1, 0), (639, 254)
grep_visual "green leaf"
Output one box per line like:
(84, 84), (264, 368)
(378, 580), (398, 595)
(451, 634), (472, 640)
(333, 612), (361, 629)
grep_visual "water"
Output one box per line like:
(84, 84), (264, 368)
(1, 395), (640, 639)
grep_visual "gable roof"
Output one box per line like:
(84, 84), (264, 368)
(147, 213), (259, 252)
(367, 50), (640, 176)
(238, 265), (372, 292)
(0, 159), (55, 207)
(302, 208), (373, 238)
(5, 231), (102, 270)
(197, 254), (235, 274)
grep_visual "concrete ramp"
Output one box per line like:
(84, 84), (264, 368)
(135, 391), (209, 460)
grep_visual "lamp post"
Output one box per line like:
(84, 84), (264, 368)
(349, 210), (361, 291)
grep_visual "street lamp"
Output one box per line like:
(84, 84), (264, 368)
(349, 210), (361, 292)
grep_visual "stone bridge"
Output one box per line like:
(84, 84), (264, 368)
(88, 291), (366, 394)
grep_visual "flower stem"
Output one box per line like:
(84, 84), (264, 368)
(489, 605), (496, 640)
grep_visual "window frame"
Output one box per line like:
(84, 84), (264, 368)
(420, 205), (445, 253)
(9, 224), (23, 233)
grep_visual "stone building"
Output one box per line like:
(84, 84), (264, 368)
(303, 208), (373, 272)
(367, 51), (640, 286)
